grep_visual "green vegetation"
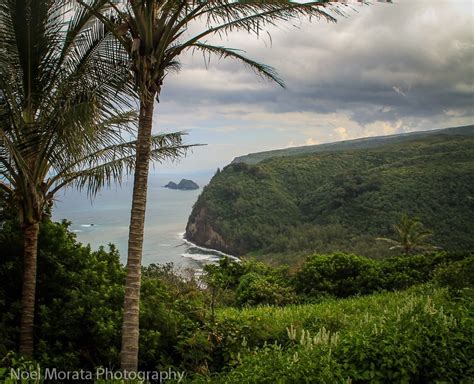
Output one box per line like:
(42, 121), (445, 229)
(0, 219), (208, 372)
(0, 219), (472, 382)
(197, 286), (473, 383)
(376, 214), (437, 255)
(0, 2), (472, 377)
(187, 130), (474, 263)
(433, 256), (474, 292)
(202, 251), (470, 306)
(0, 219), (125, 369)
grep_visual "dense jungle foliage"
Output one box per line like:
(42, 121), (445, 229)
(187, 130), (474, 263)
(0, 220), (472, 382)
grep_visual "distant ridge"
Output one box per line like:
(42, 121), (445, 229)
(232, 125), (474, 165)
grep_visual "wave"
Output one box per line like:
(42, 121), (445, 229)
(181, 253), (221, 262)
(80, 224), (96, 228)
(178, 232), (240, 262)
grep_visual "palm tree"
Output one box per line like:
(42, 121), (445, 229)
(77, 0), (359, 370)
(0, 0), (190, 358)
(376, 214), (437, 256)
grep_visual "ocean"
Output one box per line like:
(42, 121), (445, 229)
(52, 171), (233, 271)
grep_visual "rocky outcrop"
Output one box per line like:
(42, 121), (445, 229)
(164, 181), (178, 189)
(164, 179), (199, 190)
(177, 179), (199, 190)
(185, 206), (232, 254)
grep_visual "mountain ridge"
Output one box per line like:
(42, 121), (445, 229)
(232, 125), (474, 165)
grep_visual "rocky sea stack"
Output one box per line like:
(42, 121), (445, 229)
(164, 179), (199, 190)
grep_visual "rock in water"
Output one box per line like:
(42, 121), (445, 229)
(164, 181), (178, 189)
(177, 179), (199, 190)
(164, 179), (199, 190)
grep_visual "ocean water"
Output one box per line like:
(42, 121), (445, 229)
(52, 171), (233, 271)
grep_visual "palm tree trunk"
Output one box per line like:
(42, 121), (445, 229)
(19, 222), (40, 359)
(121, 94), (155, 371)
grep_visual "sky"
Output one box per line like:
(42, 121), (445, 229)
(149, 0), (474, 173)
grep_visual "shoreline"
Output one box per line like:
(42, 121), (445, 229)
(179, 232), (240, 263)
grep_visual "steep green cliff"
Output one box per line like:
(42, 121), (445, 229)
(186, 126), (474, 262)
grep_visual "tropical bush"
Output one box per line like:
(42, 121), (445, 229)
(236, 273), (296, 306)
(139, 263), (207, 372)
(294, 253), (382, 298)
(202, 252), (472, 308)
(0, 352), (41, 384)
(379, 251), (466, 290)
(434, 256), (474, 291)
(291, 251), (470, 300)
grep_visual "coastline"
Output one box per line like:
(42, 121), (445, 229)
(180, 232), (240, 263)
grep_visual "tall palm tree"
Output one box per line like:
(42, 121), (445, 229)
(0, 0), (190, 358)
(78, 0), (359, 370)
(377, 214), (437, 256)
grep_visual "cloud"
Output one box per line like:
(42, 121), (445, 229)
(392, 86), (407, 97)
(334, 127), (349, 140)
(305, 138), (320, 145)
(443, 109), (466, 117)
(153, 0), (473, 171)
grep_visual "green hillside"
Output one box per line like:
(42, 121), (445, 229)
(186, 127), (474, 262)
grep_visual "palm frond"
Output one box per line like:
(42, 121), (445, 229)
(0, 179), (13, 194)
(48, 131), (201, 197)
(186, 42), (285, 87)
(375, 237), (400, 246)
(378, 214), (436, 255)
(0, 0), (139, 223)
(79, 0), (349, 94)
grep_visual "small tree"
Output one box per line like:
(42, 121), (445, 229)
(203, 257), (243, 322)
(377, 214), (437, 256)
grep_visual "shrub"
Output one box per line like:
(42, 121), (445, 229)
(236, 273), (296, 306)
(0, 220), (208, 372)
(379, 251), (469, 291)
(433, 256), (474, 291)
(0, 352), (42, 384)
(294, 253), (382, 298)
(139, 264), (207, 371)
(333, 291), (473, 382)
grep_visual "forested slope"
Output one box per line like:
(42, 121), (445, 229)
(186, 128), (474, 262)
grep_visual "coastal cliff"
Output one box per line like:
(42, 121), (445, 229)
(185, 206), (231, 254)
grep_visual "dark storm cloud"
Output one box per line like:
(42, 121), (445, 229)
(161, 0), (473, 130)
